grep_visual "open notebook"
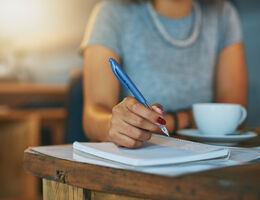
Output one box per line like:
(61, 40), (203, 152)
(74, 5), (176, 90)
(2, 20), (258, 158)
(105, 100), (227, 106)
(73, 135), (230, 167)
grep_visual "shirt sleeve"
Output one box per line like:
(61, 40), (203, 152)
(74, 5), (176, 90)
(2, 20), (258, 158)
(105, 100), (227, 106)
(79, 1), (124, 56)
(218, 1), (242, 52)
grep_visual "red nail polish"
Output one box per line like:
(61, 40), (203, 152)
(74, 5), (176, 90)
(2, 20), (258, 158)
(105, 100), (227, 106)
(157, 117), (166, 125)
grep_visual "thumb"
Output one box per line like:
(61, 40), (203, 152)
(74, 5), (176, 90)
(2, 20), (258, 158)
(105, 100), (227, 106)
(151, 104), (164, 115)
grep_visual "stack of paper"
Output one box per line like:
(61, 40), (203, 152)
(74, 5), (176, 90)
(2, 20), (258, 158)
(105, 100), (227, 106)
(73, 135), (230, 167)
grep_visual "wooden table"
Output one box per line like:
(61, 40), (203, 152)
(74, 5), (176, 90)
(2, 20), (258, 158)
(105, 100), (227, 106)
(0, 82), (68, 144)
(24, 146), (260, 200)
(0, 108), (67, 199)
(0, 82), (68, 199)
(0, 82), (67, 107)
(0, 108), (67, 144)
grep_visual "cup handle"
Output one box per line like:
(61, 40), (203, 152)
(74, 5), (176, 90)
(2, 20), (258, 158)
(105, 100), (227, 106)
(238, 106), (247, 125)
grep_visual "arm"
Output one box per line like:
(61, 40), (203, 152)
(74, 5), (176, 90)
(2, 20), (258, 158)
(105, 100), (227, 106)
(164, 41), (248, 133)
(215, 41), (247, 107)
(83, 45), (167, 147)
(165, 3), (247, 132)
(82, 45), (120, 142)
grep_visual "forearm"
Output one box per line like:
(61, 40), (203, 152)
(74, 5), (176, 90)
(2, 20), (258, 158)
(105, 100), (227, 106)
(83, 104), (193, 141)
(82, 46), (121, 142)
(83, 104), (112, 142)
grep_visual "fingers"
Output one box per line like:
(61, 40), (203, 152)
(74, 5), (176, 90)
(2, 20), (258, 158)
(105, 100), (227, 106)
(151, 104), (164, 114)
(120, 121), (152, 141)
(109, 97), (165, 148)
(114, 134), (143, 149)
(110, 117), (152, 141)
(125, 97), (166, 126)
(121, 111), (159, 133)
(109, 124), (144, 148)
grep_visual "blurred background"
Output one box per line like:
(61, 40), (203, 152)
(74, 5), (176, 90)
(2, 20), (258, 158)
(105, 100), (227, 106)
(0, 0), (95, 83)
(0, 0), (259, 199)
(0, 0), (98, 199)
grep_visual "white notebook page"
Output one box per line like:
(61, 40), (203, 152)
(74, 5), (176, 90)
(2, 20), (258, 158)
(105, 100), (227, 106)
(73, 135), (230, 166)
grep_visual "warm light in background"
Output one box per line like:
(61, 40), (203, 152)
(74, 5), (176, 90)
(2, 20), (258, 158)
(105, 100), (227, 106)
(0, 0), (45, 35)
(0, 0), (97, 83)
(0, 0), (93, 50)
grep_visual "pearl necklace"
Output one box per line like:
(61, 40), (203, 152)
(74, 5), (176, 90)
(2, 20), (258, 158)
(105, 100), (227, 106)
(147, 1), (201, 47)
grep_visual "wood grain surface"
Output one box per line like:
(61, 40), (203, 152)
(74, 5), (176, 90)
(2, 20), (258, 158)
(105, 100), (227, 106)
(0, 83), (67, 95)
(43, 179), (87, 200)
(24, 148), (260, 200)
(0, 117), (40, 199)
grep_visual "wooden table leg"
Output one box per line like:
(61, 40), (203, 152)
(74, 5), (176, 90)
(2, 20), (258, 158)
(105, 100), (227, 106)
(42, 179), (150, 200)
(42, 179), (89, 200)
(91, 191), (149, 200)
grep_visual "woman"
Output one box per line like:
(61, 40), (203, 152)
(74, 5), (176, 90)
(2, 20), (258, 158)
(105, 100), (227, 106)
(80, 0), (247, 148)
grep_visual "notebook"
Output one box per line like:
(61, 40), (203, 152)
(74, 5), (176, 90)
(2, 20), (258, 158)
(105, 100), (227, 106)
(73, 134), (230, 167)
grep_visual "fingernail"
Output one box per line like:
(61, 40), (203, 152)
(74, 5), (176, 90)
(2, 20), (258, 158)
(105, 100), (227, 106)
(153, 106), (163, 114)
(157, 117), (166, 125)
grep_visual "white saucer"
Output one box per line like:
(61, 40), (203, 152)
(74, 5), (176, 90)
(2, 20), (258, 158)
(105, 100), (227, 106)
(177, 129), (257, 146)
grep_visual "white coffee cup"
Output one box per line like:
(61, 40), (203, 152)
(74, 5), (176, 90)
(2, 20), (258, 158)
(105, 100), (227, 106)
(192, 103), (247, 136)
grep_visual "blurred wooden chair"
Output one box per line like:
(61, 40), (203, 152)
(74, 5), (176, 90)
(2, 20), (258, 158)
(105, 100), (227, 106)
(65, 68), (88, 143)
(0, 115), (41, 200)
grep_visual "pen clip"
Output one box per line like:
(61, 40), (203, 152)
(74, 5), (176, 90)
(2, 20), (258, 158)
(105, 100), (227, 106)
(109, 58), (129, 90)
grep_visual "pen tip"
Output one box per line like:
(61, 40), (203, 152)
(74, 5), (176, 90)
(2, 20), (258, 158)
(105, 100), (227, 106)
(161, 125), (169, 137)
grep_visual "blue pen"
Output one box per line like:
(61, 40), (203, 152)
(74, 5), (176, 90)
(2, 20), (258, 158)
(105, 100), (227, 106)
(109, 58), (169, 136)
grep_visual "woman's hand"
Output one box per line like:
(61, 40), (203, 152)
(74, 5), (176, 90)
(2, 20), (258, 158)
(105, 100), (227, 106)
(108, 97), (166, 148)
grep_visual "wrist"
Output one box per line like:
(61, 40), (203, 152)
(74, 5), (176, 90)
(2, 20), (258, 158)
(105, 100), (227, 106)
(163, 114), (174, 134)
(184, 110), (193, 129)
(167, 108), (193, 136)
(178, 110), (193, 129)
(167, 111), (178, 136)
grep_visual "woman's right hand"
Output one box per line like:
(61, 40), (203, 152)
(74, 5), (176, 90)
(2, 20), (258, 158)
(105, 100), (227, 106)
(108, 97), (166, 148)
